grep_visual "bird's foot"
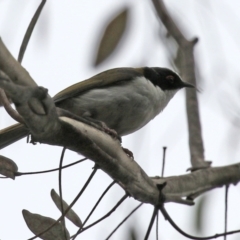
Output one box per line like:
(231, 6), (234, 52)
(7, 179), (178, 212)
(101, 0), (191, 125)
(122, 147), (134, 159)
(101, 123), (122, 142)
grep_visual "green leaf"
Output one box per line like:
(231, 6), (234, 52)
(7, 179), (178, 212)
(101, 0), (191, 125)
(94, 8), (129, 66)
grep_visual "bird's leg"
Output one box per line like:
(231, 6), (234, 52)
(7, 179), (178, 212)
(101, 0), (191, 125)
(83, 116), (122, 142)
(93, 120), (121, 142)
(57, 108), (122, 142)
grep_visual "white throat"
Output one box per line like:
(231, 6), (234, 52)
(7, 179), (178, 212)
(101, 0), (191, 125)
(138, 77), (178, 116)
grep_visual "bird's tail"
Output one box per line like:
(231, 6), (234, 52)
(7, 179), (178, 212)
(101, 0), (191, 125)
(0, 123), (28, 149)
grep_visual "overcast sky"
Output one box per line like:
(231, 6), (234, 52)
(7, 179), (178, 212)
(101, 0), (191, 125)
(1, 0), (240, 239)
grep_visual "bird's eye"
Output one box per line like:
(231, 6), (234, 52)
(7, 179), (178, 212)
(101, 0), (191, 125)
(166, 75), (174, 84)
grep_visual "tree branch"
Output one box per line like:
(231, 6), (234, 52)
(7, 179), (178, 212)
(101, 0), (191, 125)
(153, 163), (240, 201)
(0, 38), (37, 87)
(152, 0), (210, 170)
(0, 38), (239, 207)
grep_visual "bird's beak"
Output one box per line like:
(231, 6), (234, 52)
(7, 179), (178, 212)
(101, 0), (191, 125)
(182, 82), (195, 88)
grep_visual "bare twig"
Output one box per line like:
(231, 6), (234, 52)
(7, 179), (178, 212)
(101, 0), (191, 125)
(74, 194), (128, 237)
(156, 211), (159, 240)
(144, 207), (158, 240)
(161, 146), (167, 177)
(82, 180), (116, 227)
(160, 205), (240, 239)
(58, 147), (68, 240)
(152, 0), (211, 170)
(16, 158), (87, 176)
(18, 0), (47, 63)
(224, 185), (229, 240)
(105, 202), (143, 240)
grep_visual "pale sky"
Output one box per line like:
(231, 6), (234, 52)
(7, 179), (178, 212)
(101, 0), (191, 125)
(1, 0), (240, 239)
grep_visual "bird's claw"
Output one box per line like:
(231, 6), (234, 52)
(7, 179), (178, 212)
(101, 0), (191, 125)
(100, 123), (122, 142)
(122, 147), (134, 159)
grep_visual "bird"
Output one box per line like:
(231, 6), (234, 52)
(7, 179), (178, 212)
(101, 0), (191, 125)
(0, 67), (194, 149)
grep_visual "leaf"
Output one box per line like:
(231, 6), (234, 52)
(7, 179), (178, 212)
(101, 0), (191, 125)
(0, 155), (18, 179)
(51, 189), (82, 228)
(22, 209), (70, 240)
(129, 227), (137, 240)
(18, 0), (47, 63)
(194, 195), (208, 233)
(94, 7), (129, 66)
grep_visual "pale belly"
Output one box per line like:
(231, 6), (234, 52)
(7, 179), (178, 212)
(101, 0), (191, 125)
(56, 77), (176, 136)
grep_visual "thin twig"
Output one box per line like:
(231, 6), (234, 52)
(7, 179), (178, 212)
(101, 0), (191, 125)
(18, 0), (47, 63)
(105, 202), (143, 240)
(72, 194), (128, 238)
(15, 158), (87, 176)
(224, 185), (229, 240)
(82, 180), (116, 227)
(144, 207), (158, 240)
(28, 167), (98, 240)
(160, 205), (240, 239)
(58, 147), (68, 240)
(152, 0), (186, 45)
(156, 211), (159, 240)
(161, 146), (167, 177)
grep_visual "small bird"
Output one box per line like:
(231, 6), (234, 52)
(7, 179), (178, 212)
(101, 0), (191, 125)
(0, 67), (194, 149)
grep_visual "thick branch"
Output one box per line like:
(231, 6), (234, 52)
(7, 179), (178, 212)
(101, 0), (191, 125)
(0, 78), (159, 204)
(1, 73), (240, 206)
(0, 38), (239, 207)
(152, 0), (210, 170)
(153, 163), (240, 201)
(0, 38), (37, 87)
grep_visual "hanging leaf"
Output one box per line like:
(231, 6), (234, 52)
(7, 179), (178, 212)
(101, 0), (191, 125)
(129, 227), (137, 240)
(194, 195), (208, 233)
(0, 155), (18, 179)
(51, 189), (82, 228)
(94, 7), (129, 66)
(18, 0), (47, 63)
(22, 210), (70, 240)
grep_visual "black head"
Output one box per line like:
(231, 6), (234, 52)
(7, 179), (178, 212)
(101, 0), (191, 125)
(143, 67), (194, 90)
